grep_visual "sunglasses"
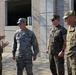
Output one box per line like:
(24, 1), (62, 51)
(51, 19), (56, 22)
(64, 17), (69, 20)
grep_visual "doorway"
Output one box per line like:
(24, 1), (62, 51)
(7, 0), (31, 26)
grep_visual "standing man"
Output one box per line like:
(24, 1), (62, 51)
(63, 10), (76, 75)
(0, 35), (9, 75)
(46, 15), (67, 75)
(12, 18), (39, 75)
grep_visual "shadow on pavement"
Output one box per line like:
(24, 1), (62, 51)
(2, 53), (51, 75)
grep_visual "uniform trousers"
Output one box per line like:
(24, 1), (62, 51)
(67, 53), (76, 75)
(16, 57), (33, 75)
(49, 54), (64, 75)
(0, 61), (2, 75)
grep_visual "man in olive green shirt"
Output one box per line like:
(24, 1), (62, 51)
(46, 15), (67, 75)
(64, 10), (76, 75)
(0, 35), (9, 75)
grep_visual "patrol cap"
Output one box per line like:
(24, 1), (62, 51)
(17, 18), (26, 24)
(63, 10), (76, 19)
(51, 15), (60, 21)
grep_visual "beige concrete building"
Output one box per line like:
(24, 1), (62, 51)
(0, 0), (76, 58)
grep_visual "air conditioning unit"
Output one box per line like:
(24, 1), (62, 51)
(27, 16), (32, 26)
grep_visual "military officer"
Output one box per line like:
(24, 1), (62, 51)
(46, 15), (67, 75)
(12, 18), (39, 75)
(63, 10), (76, 75)
(0, 35), (9, 75)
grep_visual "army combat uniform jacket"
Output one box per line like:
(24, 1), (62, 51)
(49, 25), (67, 56)
(12, 28), (39, 59)
(66, 23), (76, 75)
(66, 24), (76, 57)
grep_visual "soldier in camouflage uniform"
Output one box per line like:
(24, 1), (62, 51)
(12, 18), (39, 75)
(46, 15), (67, 75)
(63, 10), (76, 75)
(0, 35), (9, 75)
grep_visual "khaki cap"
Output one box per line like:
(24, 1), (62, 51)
(17, 18), (26, 24)
(63, 10), (76, 19)
(51, 15), (60, 21)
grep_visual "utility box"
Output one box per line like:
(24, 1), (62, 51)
(27, 16), (32, 25)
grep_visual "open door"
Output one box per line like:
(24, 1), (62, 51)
(7, 0), (31, 26)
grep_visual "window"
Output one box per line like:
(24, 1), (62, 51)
(7, 0), (31, 26)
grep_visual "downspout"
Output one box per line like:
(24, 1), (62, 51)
(69, 0), (74, 10)
(46, 0), (47, 58)
(53, 0), (57, 14)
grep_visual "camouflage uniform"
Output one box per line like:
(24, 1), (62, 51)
(66, 24), (76, 75)
(63, 10), (76, 75)
(12, 29), (39, 75)
(49, 25), (67, 75)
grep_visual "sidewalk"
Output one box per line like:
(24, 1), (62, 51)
(2, 52), (68, 75)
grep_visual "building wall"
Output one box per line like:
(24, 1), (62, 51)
(57, 0), (64, 25)
(0, 0), (5, 35)
(40, 0), (54, 58)
(0, 0), (74, 58)
(32, 0), (40, 56)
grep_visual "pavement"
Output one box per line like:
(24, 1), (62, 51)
(2, 52), (68, 75)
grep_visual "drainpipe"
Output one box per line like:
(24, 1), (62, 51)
(69, 0), (74, 10)
(4, 1), (8, 26)
(53, 0), (57, 14)
(46, 0), (47, 58)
